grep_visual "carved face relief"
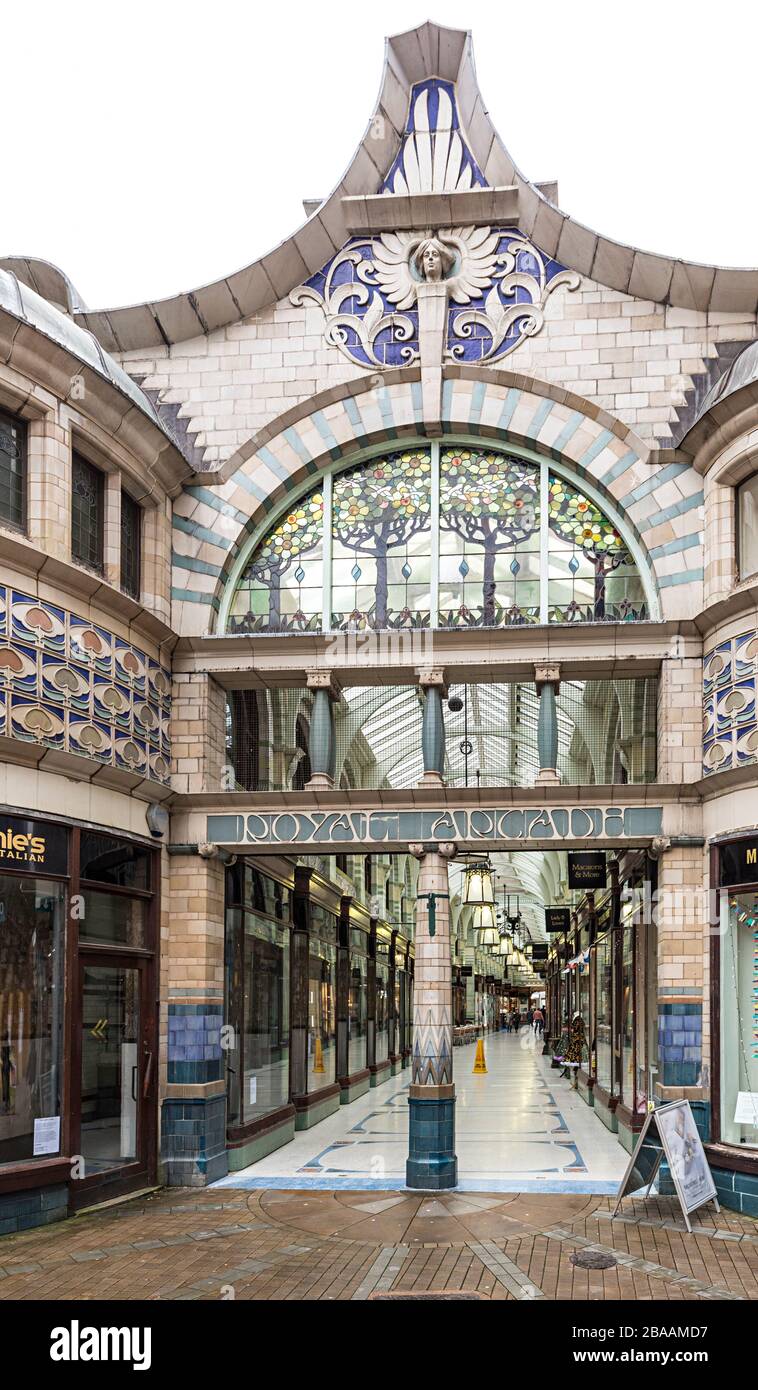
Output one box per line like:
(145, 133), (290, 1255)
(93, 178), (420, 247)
(421, 243), (443, 281)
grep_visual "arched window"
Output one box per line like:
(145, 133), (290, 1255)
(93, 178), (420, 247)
(225, 443), (651, 632)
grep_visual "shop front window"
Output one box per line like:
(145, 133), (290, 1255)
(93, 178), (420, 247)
(375, 957), (389, 1064)
(0, 876), (65, 1165)
(308, 912), (337, 1091)
(620, 924), (634, 1108)
(224, 865), (291, 1127)
(720, 891), (758, 1146)
(242, 916), (289, 1121)
(348, 937), (368, 1071)
(595, 932), (613, 1092)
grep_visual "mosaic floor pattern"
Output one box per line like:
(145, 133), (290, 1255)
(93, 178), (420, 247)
(213, 1029), (628, 1193)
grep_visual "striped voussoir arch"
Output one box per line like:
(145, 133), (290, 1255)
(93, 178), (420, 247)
(170, 370), (705, 634)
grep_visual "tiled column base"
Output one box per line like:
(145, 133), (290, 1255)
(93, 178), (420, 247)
(161, 1094), (228, 1186)
(406, 1093), (457, 1190)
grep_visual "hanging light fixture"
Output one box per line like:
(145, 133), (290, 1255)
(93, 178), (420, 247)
(472, 902), (498, 946)
(463, 859), (495, 906)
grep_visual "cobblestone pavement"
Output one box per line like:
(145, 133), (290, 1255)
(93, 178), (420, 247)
(0, 1188), (757, 1301)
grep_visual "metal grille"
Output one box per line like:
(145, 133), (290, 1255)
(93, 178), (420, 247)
(120, 489), (141, 599)
(0, 408), (25, 529)
(71, 452), (104, 572)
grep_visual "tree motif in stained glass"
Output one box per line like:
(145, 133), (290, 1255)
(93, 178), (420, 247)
(231, 492), (324, 632)
(439, 448), (539, 627)
(331, 450), (431, 629)
(547, 476), (646, 622)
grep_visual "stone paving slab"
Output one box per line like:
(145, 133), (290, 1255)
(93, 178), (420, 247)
(0, 1187), (756, 1301)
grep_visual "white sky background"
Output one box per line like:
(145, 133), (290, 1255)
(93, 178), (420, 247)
(6, 0), (758, 309)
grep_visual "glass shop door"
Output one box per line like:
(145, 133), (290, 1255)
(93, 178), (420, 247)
(72, 953), (156, 1204)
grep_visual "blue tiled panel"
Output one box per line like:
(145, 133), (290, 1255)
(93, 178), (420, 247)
(0, 1182), (67, 1235)
(658, 1002), (702, 1087)
(167, 1003), (223, 1084)
(161, 1095), (228, 1187)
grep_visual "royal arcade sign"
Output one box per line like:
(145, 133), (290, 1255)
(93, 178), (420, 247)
(205, 804), (664, 853)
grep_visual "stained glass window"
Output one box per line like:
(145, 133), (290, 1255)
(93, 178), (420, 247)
(331, 449), (431, 630)
(547, 475), (646, 622)
(439, 448), (539, 627)
(120, 489), (141, 600)
(71, 452), (104, 573)
(0, 409), (25, 530)
(224, 444), (651, 632)
(229, 491), (324, 633)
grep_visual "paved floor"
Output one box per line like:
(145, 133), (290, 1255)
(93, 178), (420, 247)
(3, 1030), (754, 1301)
(1, 1187), (757, 1301)
(215, 1028), (628, 1192)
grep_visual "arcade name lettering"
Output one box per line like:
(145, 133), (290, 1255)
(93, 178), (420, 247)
(0, 827), (46, 863)
(207, 806), (663, 849)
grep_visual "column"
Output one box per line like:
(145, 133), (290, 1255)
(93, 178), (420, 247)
(418, 668), (446, 786)
(406, 844), (457, 1189)
(306, 670), (339, 788)
(535, 663), (561, 785)
(162, 847), (228, 1186)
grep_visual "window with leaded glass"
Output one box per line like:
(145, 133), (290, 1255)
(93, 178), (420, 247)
(229, 490), (324, 633)
(439, 447), (539, 627)
(71, 452), (104, 572)
(0, 408), (26, 529)
(224, 442), (651, 631)
(331, 449), (432, 630)
(120, 489), (141, 599)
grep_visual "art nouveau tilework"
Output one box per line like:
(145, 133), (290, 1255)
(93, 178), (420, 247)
(703, 629), (758, 774)
(0, 586), (171, 783)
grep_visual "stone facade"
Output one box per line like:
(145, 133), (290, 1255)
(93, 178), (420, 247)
(1, 19), (758, 1221)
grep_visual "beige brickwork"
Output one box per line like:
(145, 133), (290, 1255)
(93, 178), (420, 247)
(171, 672), (227, 794)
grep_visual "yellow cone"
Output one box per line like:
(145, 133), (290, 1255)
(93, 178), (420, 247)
(313, 1036), (326, 1074)
(473, 1037), (488, 1074)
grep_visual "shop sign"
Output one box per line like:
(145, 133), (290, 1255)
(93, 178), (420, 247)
(719, 838), (758, 886)
(0, 815), (68, 875)
(460, 965), (473, 977)
(568, 851), (606, 889)
(530, 943), (548, 961)
(545, 907), (571, 933)
(207, 805), (663, 851)
(612, 1100), (718, 1233)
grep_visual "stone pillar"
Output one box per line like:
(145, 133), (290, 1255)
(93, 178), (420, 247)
(162, 847), (227, 1186)
(654, 842), (708, 1098)
(535, 663), (561, 785)
(416, 281), (448, 436)
(418, 668), (446, 787)
(406, 844), (457, 1189)
(306, 671), (339, 789)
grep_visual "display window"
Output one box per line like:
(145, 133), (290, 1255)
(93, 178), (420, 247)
(225, 864), (291, 1126)
(719, 890), (758, 1147)
(0, 875), (65, 1165)
(375, 951), (390, 1065)
(595, 931), (613, 1092)
(348, 929), (368, 1072)
(308, 906), (337, 1092)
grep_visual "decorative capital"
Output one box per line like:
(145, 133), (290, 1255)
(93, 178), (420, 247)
(306, 669), (341, 699)
(534, 663), (561, 691)
(408, 842), (426, 859)
(417, 667), (446, 690)
(197, 841), (218, 859)
(650, 835), (671, 859)
(438, 842), (458, 860)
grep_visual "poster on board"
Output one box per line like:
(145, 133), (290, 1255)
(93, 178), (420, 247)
(612, 1099), (719, 1233)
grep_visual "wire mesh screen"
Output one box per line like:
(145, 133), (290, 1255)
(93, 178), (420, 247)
(226, 677), (657, 792)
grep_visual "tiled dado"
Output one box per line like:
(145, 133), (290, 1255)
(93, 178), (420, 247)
(703, 628), (758, 774)
(0, 586), (171, 784)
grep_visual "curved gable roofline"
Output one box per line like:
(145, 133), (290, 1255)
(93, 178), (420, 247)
(53, 20), (758, 353)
